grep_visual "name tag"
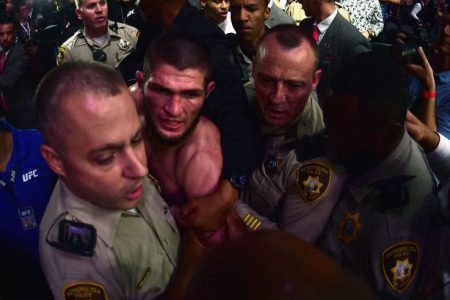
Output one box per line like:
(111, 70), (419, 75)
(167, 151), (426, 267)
(17, 206), (37, 230)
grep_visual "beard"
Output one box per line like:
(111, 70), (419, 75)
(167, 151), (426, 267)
(145, 111), (202, 147)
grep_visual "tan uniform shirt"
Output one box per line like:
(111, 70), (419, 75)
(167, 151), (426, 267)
(40, 178), (179, 300)
(56, 21), (139, 69)
(236, 90), (331, 241)
(319, 132), (439, 298)
(237, 151), (348, 242)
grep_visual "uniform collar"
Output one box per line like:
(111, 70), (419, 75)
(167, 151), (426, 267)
(58, 180), (123, 248)
(259, 91), (316, 137)
(79, 21), (121, 46)
(346, 130), (410, 202)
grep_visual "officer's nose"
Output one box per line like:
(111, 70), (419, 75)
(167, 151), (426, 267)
(123, 146), (148, 179)
(271, 82), (287, 105)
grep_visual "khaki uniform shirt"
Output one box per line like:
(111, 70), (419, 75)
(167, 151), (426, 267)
(318, 132), (440, 298)
(56, 21), (139, 69)
(40, 178), (179, 300)
(236, 91), (330, 241)
(237, 151), (348, 242)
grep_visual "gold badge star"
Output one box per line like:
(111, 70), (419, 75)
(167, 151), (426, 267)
(302, 176), (323, 195)
(337, 212), (361, 244)
(391, 258), (413, 283)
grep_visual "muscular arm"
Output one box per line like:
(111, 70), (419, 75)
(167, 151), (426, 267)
(180, 149), (222, 199)
(176, 120), (233, 234)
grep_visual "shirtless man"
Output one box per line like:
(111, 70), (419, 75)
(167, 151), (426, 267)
(137, 33), (232, 246)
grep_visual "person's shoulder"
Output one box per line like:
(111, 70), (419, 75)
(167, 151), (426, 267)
(114, 21), (140, 44)
(175, 3), (225, 39)
(60, 30), (83, 49)
(182, 117), (221, 153)
(299, 17), (313, 30)
(116, 22), (139, 36)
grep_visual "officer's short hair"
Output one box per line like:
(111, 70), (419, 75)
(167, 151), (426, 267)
(256, 24), (319, 70)
(330, 48), (408, 125)
(35, 62), (126, 150)
(143, 32), (213, 86)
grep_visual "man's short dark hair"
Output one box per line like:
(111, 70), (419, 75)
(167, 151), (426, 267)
(0, 16), (14, 26)
(331, 47), (409, 125)
(257, 24), (319, 70)
(12, 0), (26, 12)
(35, 61), (126, 149)
(143, 32), (213, 85)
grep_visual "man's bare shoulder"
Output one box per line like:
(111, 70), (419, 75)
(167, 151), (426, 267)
(175, 117), (223, 197)
(181, 117), (222, 155)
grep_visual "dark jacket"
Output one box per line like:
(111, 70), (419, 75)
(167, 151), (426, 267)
(300, 12), (371, 102)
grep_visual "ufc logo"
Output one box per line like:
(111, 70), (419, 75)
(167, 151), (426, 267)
(22, 170), (38, 182)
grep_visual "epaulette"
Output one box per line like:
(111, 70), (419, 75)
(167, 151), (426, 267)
(61, 30), (83, 48)
(289, 134), (326, 162)
(109, 21), (118, 33)
(370, 175), (415, 211)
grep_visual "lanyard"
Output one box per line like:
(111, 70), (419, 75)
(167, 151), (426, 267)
(0, 167), (16, 192)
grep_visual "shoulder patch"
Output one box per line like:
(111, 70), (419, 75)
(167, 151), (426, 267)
(295, 161), (331, 203)
(63, 281), (108, 300)
(243, 213), (262, 231)
(381, 242), (419, 294)
(57, 47), (65, 65)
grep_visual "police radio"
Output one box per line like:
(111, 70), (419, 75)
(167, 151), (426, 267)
(46, 219), (97, 257)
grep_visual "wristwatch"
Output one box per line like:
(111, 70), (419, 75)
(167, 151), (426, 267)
(228, 172), (249, 190)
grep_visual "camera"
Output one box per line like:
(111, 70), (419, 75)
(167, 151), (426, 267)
(399, 19), (431, 65)
(56, 220), (97, 256)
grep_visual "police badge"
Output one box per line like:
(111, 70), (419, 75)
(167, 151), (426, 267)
(296, 162), (332, 203)
(118, 39), (130, 51)
(381, 242), (419, 293)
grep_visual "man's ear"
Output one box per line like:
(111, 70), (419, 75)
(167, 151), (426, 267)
(200, 0), (207, 9)
(264, 6), (270, 20)
(40, 144), (66, 177)
(75, 8), (82, 20)
(136, 70), (145, 90)
(312, 69), (322, 90)
(205, 81), (216, 99)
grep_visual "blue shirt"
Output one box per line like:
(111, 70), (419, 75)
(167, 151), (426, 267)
(0, 120), (57, 300)
(409, 70), (450, 140)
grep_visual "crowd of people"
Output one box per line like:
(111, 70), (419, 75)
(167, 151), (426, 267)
(1, 0), (450, 299)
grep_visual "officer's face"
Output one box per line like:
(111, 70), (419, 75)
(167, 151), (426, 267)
(142, 63), (215, 145)
(51, 88), (148, 210)
(254, 37), (321, 128)
(0, 23), (15, 51)
(323, 94), (384, 173)
(230, 0), (269, 47)
(76, 0), (108, 37)
(201, 0), (230, 24)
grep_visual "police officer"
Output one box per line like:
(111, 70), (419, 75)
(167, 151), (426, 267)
(318, 49), (440, 299)
(235, 25), (332, 240)
(35, 62), (202, 299)
(56, 0), (138, 69)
